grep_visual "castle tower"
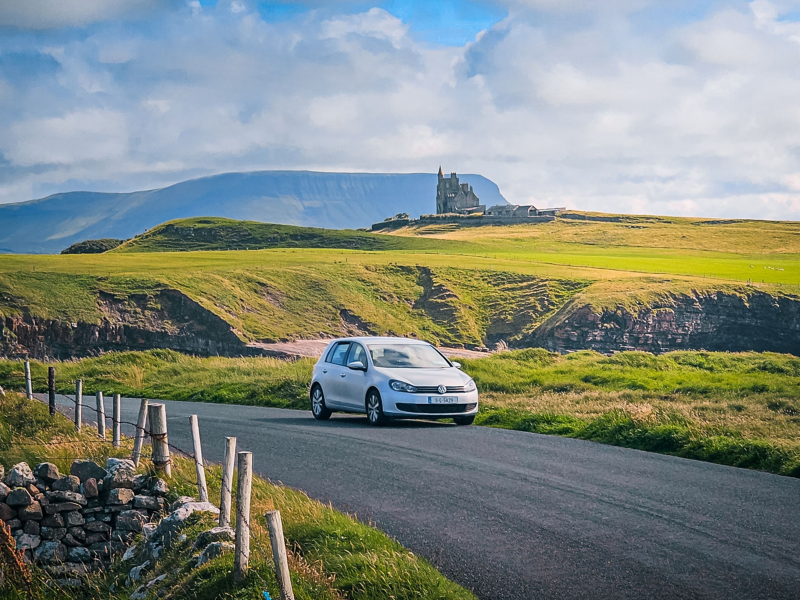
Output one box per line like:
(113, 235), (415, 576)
(436, 167), (481, 214)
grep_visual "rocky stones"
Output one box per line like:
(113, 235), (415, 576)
(65, 546), (92, 563)
(0, 503), (16, 520)
(0, 482), (10, 501)
(192, 526), (235, 550)
(117, 510), (146, 532)
(81, 478), (99, 498)
(34, 540), (66, 564)
(47, 502), (82, 513)
(64, 511), (85, 527)
(18, 502), (43, 521)
(23, 520), (40, 536)
(133, 495), (161, 511)
(150, 500), (219, 549)
(130, 573), (167, 600)
(6, 518), (21, 530)
(68, 527), (86, 543)
(70, 460), (107, 484)
(5, 487), (32, 507)
(108, 488), (135, 505)
(41, 527), (67, 541)
(46, 490), (87, 506)
(84, 521), (111, 535)
(149, 478), (169, 497)
(34, 463), (61, 483)
(41, 513), (65, 527)
(104, 458), (136, 490)
(13, 532), (41, 551)
(52, 476), (81, 493)
(127, 560), (150, 584)
(196, 541), (234, 566)
(62, 533), (82, 547)
(5, 463), (36, 488)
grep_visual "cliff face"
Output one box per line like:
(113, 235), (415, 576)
(0, 289), (249, 360)
(529, 291), (800, 355)
(1, 285), (798, 359)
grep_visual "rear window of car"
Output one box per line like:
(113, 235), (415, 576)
(327, 342), (351, 366)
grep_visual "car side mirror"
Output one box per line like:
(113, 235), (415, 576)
(348, 361), (366, 371)
(452, 361), (461, 369)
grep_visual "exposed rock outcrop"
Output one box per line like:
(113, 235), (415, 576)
(0, 288), (250, 360)
(530, 290), (800, 355)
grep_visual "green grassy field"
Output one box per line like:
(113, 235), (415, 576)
(0, 391), (476, 600)
(1, 213), (798, 347)
(3, 348), (799, 477)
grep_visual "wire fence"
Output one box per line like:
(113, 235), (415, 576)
(6, 371), (284, 598)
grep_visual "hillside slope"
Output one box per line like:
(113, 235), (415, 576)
(114, 217), (468, 253)
(0, 214), (798, 358)
(0, 170), (507, 254)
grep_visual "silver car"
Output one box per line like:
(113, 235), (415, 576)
(310, 337), (479, 425)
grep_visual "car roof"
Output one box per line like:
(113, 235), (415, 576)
(328, 336), (431, 345)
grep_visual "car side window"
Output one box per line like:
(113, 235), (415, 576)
(329, 342), (351, 366)
(347, 343), (367, 367)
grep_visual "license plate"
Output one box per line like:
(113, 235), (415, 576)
(429, 396), (458, 404)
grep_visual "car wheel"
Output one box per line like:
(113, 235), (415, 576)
(311, 385), (332, 420)
(453, 415), (475, 426)
(366, 389), (388, 426)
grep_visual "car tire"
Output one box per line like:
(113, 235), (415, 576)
(366, 389), (388, 426)
(453, 415), (475, 426)
(311, 385), (332, 420)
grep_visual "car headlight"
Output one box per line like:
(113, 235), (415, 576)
(390, 380), (417, 393)
(464, 380), (477, 392)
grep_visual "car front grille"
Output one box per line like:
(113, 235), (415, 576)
(396, 403), (478, 414)
(412, 385), (466, 394)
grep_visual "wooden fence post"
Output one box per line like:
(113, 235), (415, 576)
(113, 394), (122, 448)
(96, 391), (106, 439)
(148, 403), (171, 477)
(233, 451), (252, 583)
(219, 437), (236, 527)
(74, 380), (82, 432)
(24, 361), (32, 399)
(188, 415), (208, 503)
(266, 510), (295, 600)
(131, 398), (149, 467)
(48, 367), (55, 416)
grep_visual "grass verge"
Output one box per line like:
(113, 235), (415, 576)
(0, 391), (476, 600)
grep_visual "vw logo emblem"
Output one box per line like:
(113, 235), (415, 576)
(437, 384), (447, 394)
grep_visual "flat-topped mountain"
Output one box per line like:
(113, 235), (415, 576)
(0, 170), (507, 254)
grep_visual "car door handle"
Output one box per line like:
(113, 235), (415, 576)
(340, 373), (346, 377)
(322, 369), (327, 374)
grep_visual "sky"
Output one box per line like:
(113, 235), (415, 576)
(1, 0), (800, 219)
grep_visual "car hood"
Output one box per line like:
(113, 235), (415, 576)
(374, 367), (471, 386)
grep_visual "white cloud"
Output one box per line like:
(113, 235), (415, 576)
(8, 110), (128, 165)
(0, 0), (170, 29)
(2, 1), (800, 221)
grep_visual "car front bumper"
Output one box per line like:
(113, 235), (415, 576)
(381, 389), (480, 418)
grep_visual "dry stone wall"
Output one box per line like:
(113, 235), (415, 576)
(0, 458), (169, 582)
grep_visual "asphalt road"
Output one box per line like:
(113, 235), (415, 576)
(45, 394), (800, 600)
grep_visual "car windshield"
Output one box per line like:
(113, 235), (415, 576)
(368, 344), (451, 368)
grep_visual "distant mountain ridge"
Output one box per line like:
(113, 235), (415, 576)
(0, 170), (507, 254)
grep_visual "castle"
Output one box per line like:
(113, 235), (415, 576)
(436, 167), (485, 215)
(436, 167), (563, 218)
(371, 167), (564, 231)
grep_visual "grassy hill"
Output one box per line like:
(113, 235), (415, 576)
(113, 217), (466, 253)
(0, 212), (798, 354)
